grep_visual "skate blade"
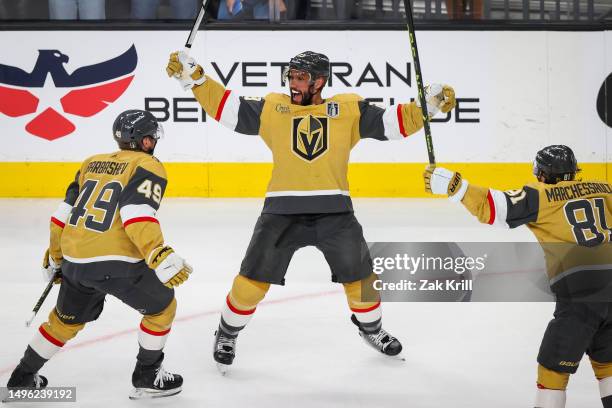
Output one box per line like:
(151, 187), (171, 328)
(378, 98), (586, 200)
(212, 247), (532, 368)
(129, 387), (182, 400)
(216, 362), (230, 376)
(377, 347), (406, 362)
(359, 335), (406, 361)
(1, 387), (12, 403)
(388, 353), (406, 362)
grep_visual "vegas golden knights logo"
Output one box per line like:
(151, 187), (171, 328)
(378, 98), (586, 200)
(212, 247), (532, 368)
(292, 115), (329, 162)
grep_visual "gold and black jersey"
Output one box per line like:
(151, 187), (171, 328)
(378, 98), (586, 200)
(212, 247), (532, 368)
(192, 75), (425, 214)
(462, 180), (612, 244)
(48, 150), (167, 265)
(461, 180), (612, 293)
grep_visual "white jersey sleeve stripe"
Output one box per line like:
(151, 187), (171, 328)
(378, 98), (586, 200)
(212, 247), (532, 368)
(489, 189), (509, 228)
(119, 204), (157, 224)
(218, 90), (240, 130)
(51, 202), (73, 223)
(382, 105), (404, 140)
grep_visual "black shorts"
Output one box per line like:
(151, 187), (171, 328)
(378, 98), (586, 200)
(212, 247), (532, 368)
(240, 212), (373, 285)
(538, 301), (612, 373)
(56, 260), (174, 324)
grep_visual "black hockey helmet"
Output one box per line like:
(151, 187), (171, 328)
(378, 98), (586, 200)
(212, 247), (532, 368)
(112, 109), (163, 153)
(286, 51), (330, 81)
(533, 145), (579, 184)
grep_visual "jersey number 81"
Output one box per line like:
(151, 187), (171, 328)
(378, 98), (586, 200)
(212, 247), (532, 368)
(564, 198), (611, 247)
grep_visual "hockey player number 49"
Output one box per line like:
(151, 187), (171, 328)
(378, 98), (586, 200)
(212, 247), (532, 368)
(564, 198), (612, 247)
(68, 179), (123, 233)
(136, 179), (162, 204)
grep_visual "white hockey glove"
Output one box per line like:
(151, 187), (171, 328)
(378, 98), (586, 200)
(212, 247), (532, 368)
(166, 51), (206, 91)
(416, 84), (456, 118)
(42, 249), (62, 284)
(148, 245), (193, 288)
(423, 165), (468, 202)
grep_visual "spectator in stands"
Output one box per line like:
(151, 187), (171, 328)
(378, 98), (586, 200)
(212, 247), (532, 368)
(49, 0), (106, 19)
(131, 0), (198, 19)
(0, 0), (31, 19)
(446, 0), (482, 19)
(217, 0), (286, 20)
(285, 0), (308, 19)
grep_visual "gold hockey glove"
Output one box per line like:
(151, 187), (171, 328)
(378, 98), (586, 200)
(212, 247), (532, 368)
(42, 249), (62, 284)
(166, 51), (206, 91)
(424, 165), (469, 202)
(416, 84), (456, 118)
(440, 85), (456, 113)
(148, 245), (193, 288)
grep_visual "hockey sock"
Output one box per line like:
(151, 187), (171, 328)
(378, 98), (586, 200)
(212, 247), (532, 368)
(220, 275), (270, 336)
(591, 359), (612, 407)
(137, 298), (176, 365)
(534, 385), (566, 408)
(350, 301), (382, 334)
(343, 275), (382, 334)
(27, 308), (84, 370)
(17, 346), (48, 374)
(136, 347), (164, 367)
(535, 365), (569, 408)
(220, 295), (256, 338)
(599, 377), (612, 408)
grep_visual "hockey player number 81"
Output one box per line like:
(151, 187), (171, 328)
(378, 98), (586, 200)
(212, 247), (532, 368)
(68, 179), (122, 233)
(563, 198), (611, 247)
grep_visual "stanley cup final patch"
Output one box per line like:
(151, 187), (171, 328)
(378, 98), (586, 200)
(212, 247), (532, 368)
(292, 115), (329, 162)
(326, 101), (339, 118)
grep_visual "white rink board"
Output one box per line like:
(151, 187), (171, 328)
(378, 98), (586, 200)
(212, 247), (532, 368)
(0, 30), (610, 163)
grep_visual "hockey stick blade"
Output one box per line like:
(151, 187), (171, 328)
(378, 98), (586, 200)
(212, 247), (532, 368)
(25, 311), (36, 328)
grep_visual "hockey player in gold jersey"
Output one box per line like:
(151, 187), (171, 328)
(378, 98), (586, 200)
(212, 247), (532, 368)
(166, 50), (456, 372)
(423, 145), (612, 408)
(6, 110), (192, 400)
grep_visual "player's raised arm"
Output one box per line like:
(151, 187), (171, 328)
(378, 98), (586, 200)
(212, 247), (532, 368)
(42, 170), (81, 284)
(166, 51), (263, 136)
(357, 84), (455, 141)
(423, 166), (539, 229)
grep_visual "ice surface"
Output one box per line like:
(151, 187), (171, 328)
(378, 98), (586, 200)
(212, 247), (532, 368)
(0, 199), (601, 407)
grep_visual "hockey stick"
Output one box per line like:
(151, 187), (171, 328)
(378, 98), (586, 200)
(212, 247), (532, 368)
(25, 271), (59, 327)
(401, 0), (435, 165)
(184, 0), (210, 54)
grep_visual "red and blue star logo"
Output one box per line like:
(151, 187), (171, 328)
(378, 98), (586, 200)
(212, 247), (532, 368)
(0, 45), (137, 140)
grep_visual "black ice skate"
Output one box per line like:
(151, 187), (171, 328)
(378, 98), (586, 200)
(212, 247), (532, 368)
(3, 365), (48, 402)
(213, 327), (237, 375)
(351, 314), (403, 357)
(129, 359), (183, 400)
(6, 365), (48, 389)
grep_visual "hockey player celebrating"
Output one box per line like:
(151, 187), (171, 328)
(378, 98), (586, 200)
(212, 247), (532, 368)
(423, 145), (612, 408)
(166, 50), (456, 372)
(5, 110), (192, 399)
